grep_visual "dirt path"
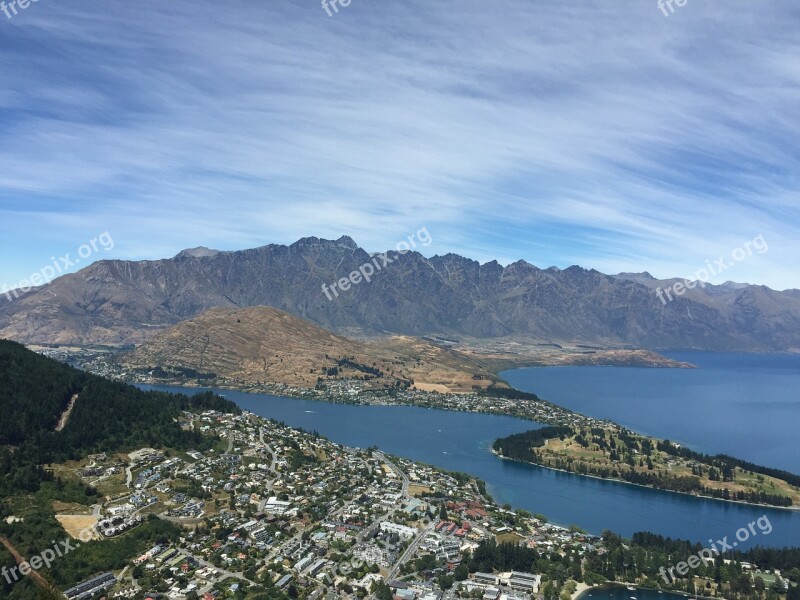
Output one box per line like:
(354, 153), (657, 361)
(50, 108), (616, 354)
(55, 394), (79, 432)
(0, 535), (66, 598)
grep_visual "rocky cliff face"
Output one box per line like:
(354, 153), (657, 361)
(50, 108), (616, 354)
(1, 236), (799, 351)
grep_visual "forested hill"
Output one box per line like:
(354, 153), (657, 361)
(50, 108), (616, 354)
(0, 339), (238, 469)
(493, 426), (800, 508)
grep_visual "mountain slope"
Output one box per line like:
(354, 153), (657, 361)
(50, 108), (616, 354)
(0, 339), (237, 497)
(115, 306), (501, 392)
(1, 237), (799, 351)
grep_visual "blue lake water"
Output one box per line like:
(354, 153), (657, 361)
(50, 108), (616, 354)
(501, 352), (800, 472)
(142, 374), (800, 548)
(578, 586), (692, 600)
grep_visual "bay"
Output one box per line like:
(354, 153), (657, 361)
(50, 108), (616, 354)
(501, 352), (800, 472)
(141, 383), (800, 548)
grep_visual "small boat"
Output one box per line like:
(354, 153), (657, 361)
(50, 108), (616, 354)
(628, 587), (636, 591)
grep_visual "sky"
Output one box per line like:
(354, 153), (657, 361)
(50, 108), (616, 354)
(0, 0), (798, 290)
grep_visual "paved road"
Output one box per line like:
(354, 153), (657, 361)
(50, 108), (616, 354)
(158, 513), (206, 525)
(224, 430), (235, 455)
(385, 520), (437, 581)
(181, 549), (257, 594)
(363, 454), (410, 545)
(374, 451), (409, 499)
(259, 427), (278, 472)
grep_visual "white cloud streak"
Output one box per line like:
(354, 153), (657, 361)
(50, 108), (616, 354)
(0, 0), (797, 288)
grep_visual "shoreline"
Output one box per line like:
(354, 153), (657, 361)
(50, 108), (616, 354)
(575, 584), (719, 600)
(130, 377), (799, 512)
(490, 448), (799, 512)
(572, 582), (593, 600)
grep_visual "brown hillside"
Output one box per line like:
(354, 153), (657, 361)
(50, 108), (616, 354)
(118, 306), (500, 392)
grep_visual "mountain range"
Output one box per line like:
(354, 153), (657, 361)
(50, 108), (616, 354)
(1, 236), (799, 352)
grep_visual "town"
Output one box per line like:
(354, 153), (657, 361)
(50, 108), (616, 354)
(75, 348), (613, 432)
(26, 352), (798, 600)
(55, 408), (599, 600)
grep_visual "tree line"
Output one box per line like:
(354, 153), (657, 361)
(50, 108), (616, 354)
(0, 340), (239, 498)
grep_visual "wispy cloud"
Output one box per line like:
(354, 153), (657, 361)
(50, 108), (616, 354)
(0, 0), (797, 289)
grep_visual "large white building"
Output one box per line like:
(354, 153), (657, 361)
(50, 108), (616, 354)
(379, 521), (418, 540)
(262, 496), (292, 514)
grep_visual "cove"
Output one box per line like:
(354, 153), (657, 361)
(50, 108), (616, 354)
(578, 586), (696, 600)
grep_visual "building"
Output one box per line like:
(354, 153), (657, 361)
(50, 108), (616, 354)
(263, 496), (292, 515)
(64, 572), (117, 600)
(249, 526), (271, 543)
(307, 559), (328, 577)
(380, 521), (417, 540)
(483, 587), (501, 600)
(353, 543), (393, 567)
(473, 572), (499, 586)
(507, 571), (541, 593)
(294, 555), (315, 572)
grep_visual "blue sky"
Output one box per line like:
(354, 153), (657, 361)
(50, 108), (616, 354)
(0, 0), (798, 290)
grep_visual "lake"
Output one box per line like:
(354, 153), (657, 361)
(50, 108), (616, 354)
(501, 352), (800, 472)
(142, 377), (800, 548)
(578, 586), (694, 600)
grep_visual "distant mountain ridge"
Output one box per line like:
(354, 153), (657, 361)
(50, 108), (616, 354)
(1, 236), (799, 351)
